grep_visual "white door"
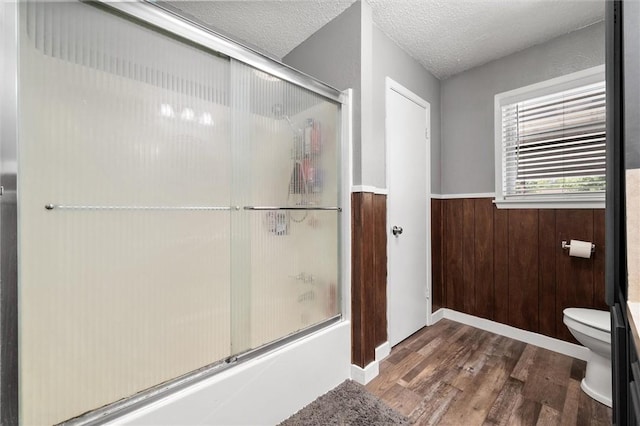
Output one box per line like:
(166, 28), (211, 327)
(386, 79), (430, 347)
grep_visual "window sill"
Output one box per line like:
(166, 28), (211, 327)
(493, 197), (605, 209)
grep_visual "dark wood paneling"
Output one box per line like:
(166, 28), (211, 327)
(593, 210), (607, 310)
(444, 200), (465, 311)
(433, 197), (607, 344)
(355, 194), (607, 362)
(362, 192), (376, 362)
(494, 207), (509, 325)
(351, 193), (365, 366)
(351, 192), (376, 367)
(538, 210), (557, 338)
(556, 210), (594, 342)
(462, 199), (476, 314)
(431, 199), (444, 311)
(352, 192), (389, 366)
(507, 210), (539, 333)
(474, 198), (494, 320)
(373, 194), (388, 347)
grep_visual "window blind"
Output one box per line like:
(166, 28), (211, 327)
(501, 81), (606, 198)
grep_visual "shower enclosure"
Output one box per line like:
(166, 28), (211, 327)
(0, 1), (348, 424)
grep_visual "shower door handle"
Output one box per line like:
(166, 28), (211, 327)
(392, 225), (403, 236)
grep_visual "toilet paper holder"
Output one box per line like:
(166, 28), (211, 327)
(561, 240), (596, 253)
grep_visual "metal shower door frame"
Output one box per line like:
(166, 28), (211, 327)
(0, 0), (19, 424)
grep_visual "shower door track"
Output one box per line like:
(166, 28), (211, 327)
(62, 315), (342, 426)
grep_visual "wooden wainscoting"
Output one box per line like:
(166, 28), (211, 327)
(431, 198), (607, 343)
(352, 192), (387, 367)
(431, 198), (444, 312)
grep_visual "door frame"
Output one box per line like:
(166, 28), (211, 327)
(384, 77), (433, 337)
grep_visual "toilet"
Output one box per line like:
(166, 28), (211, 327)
(563, 308), (612, 407)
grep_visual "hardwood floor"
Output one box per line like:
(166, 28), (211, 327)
(366, 319), (612, 425)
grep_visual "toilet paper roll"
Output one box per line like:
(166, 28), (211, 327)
(569, 239), (593, 259)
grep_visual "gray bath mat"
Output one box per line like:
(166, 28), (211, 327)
(279, 380), (409, 425)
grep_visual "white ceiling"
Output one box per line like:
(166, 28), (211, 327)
(168, 0), (605, 79)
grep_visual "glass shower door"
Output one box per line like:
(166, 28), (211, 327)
(16, 2), (343, 424)
(230, 61), (341, 353)
(18, 2), (232, 424)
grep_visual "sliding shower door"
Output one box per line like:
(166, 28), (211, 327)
(230, 62), (340, 353)
(17, 1), (342, 425)
(19, 2), (233, 424)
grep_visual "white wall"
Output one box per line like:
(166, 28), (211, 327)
(440, 21), (605, 194)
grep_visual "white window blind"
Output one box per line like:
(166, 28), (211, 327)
(500, 80), (606, 201)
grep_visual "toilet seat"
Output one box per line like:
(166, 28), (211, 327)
(563, 308), (610, 332)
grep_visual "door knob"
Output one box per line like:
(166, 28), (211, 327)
(392, 225), (403, 236)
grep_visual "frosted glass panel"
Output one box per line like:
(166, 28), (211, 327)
(18, 2), (231, 425)
(249, 211), (340, 347)
(230, 61), (340, 352)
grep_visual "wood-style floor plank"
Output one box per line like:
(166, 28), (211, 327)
(439, 354), (512, 425)
(483, 377), (524, 425)
(366, 319), (611, 425)
(511, 344), (537, 382)
(367, 351), (425, 395)
(382, 383), (424, 417)
(560, 379), (582, 425)
(536, 405), (561, 426)
(506, 397), (542, 425)
(577, 387), (613, 425)
(521, 348), (573, 412)
(410, 382), (460, 425)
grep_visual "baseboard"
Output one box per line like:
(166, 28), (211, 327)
(431, 308), (445, 323)
(375, 341), (391, 361)
(351, 342), (390, 386)
(441, 309), (590, 361)
(350, 360), (379, 385)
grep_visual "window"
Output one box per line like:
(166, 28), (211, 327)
(494, 66), (605, 208)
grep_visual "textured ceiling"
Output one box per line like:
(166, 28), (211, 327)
(168, 0), (605, 79)
(369, 0), (605, 78)
(166, 1), (357, 60)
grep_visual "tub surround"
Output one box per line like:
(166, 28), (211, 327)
(627, 169), (640, 302)
(627, 169), (640, 345)
(432, 197), (607, 343)
(628, 302), (640, 355)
